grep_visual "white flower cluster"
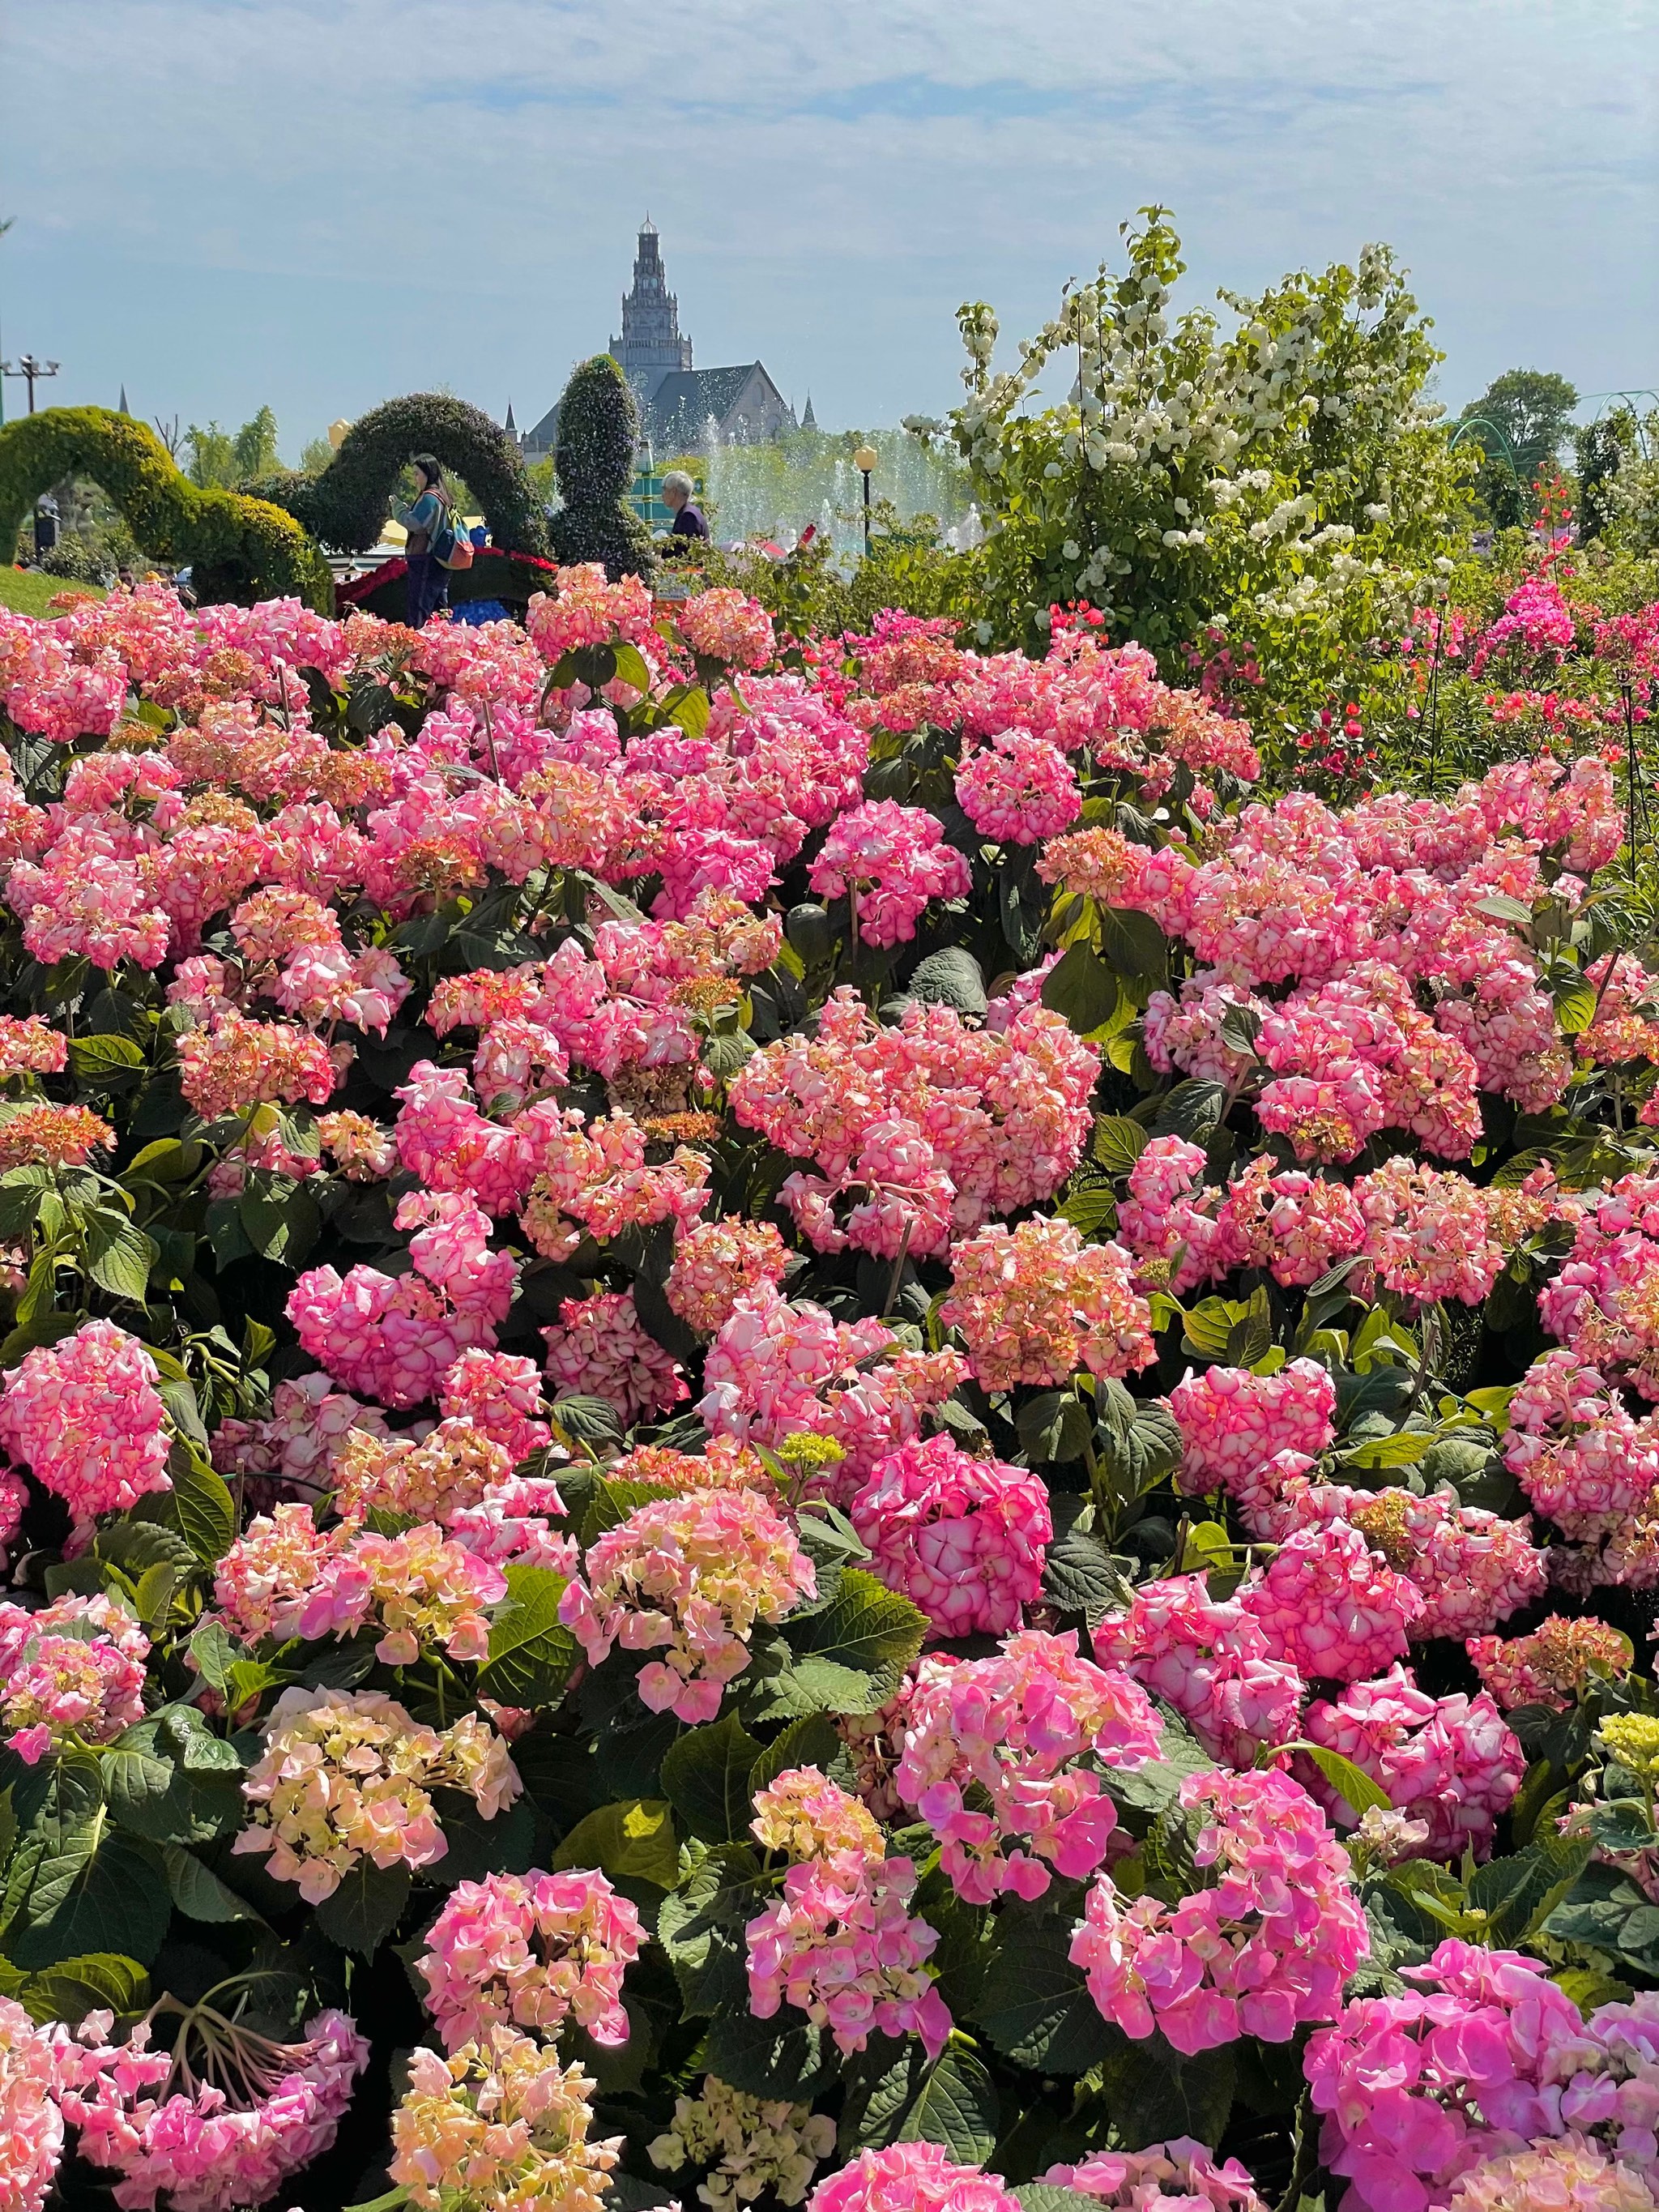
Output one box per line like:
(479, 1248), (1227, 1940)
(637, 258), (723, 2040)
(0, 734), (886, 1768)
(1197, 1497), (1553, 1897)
(907, 207), (1466, 661)
(648, 2076), (835, 2212)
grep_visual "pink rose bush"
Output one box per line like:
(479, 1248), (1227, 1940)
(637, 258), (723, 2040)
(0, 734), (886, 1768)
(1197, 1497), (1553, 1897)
(0, 553), (1655, 2212)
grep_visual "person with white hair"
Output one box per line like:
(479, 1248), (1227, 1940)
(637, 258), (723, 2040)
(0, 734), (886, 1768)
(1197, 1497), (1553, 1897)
(661, 470), (710, 544)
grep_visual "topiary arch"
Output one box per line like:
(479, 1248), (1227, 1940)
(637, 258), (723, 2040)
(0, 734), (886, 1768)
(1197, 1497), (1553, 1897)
(251, 393), (550, 557)
(0, 407), (333, 610)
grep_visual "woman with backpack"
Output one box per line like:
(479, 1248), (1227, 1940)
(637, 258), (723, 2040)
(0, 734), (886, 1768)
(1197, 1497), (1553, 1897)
(396, 455), (456, 628)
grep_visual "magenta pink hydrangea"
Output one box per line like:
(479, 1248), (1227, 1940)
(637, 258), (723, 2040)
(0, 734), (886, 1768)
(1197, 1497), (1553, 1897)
(745, 1847), (953, 2060)
(559, 1484), (815, 1723)
(893, 1631), (1162, 1902)
(850, 1433), (1051, 1638)
(1072, 1766), (1369, 2054)
(807, 2144), (1020, 2212)
(1094, 1576), (1305, 1767)
(1301, 1664), (1525, 1860)
(0, 1318), (172, 1527)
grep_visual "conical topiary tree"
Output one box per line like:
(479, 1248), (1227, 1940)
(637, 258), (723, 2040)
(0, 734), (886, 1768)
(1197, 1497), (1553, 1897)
(548, 355), (655, 583)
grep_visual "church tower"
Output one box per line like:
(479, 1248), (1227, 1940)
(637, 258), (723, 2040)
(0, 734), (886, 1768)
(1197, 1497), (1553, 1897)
(610, 218), (693, 409)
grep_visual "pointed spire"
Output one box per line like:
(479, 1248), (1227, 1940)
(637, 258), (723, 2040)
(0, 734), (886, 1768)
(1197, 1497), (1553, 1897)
(505, 397), (517, 435)
(801, 391), (818, 432)
(117, 384), (130, 416)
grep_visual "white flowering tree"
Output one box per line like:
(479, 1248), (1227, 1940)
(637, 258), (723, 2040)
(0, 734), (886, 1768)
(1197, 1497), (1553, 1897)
(906, 207), (1471, 723)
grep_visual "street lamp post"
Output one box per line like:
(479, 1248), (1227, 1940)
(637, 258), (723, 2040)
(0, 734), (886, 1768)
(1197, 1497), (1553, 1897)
(0, 355), (62, 560)
(853, 443), (876, 555)
(1, 353), (60, 414)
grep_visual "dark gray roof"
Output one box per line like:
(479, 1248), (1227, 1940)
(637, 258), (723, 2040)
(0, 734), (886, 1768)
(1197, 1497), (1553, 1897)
(522, 400), (561, 453)
(649, 363), (791, 446)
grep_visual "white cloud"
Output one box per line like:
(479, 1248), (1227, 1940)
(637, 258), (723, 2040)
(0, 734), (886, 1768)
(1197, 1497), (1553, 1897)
(2, 0), (1654, 444)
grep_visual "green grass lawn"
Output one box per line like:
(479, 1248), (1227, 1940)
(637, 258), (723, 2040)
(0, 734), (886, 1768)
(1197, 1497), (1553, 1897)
(0, 567), (106, 617)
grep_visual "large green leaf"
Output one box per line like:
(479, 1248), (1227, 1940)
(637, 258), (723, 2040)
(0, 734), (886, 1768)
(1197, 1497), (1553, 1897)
(163, 1847), (268, 1927)
(3, 1759), (168, 1971)
(477, 1564), (578, 1710)
(657, 1849), (760, 2015)
(1098, 2026), (1236, 2149)
(170, 1448), (237, 1564)
(1098, 906), (1168, 985)
(81, 1209), (156, 1304)
(971, 1898), (1114, 2073)
(702, 2002), (838, 2102)
(1040, 1499), (1132, 1626)
(17, 1952), (149, 2026)
(1544, 1863), (1659, 1975)
(894, 2044), (999, 2162)
(748, 1713), (842, 1797)
(104, 1714), (245, 1846)
(1041, 942), (1121, 1035)
(781, 1569), (927, 1714)
(1094, 1113), (1151, 1176)
(67, 1034), (145, 1088)
(238, 1183), (321, 1266)
(660, 1712), (763, 1846)
(314, 1860), (412, 1958)
(552, 1800), (680, 1888)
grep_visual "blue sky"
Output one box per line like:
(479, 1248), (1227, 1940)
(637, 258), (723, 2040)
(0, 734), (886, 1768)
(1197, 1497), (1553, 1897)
(2, 0), (1655, 458)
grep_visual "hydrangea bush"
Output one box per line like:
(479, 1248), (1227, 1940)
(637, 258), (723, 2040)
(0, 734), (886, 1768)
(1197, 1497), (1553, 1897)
(0, 568), (1657, 2212)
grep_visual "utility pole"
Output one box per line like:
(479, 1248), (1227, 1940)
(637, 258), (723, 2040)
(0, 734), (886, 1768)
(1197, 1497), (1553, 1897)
(1, 353), (59, 413)
(0, 353), (62, 559)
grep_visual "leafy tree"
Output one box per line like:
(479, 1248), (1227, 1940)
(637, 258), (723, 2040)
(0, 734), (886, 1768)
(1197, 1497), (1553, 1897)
(1459, 369), (1579, 524)
(908, 206), (1471, 720)
(183, 421), (237, 489)
(184, 408), (282, 491)
(1461, 369), (1580, 485)
(232, 406), (279, 482)
(296, 433), (335, 475)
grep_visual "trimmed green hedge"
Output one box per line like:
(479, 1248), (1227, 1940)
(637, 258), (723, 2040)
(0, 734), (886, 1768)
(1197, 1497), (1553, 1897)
(0, 408), (331, 610)
(253, 393), (549, 557)
(548, 355), (655, 582)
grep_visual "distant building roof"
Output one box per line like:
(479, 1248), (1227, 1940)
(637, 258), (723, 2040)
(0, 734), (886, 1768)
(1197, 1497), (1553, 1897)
(649, 365), (762, 444)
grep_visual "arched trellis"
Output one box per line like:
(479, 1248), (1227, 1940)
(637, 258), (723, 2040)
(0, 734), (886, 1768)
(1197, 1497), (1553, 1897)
(1580, 391), (1659, 461)
(1447, 412), (1526, 493)
(0, 407), (332, 609)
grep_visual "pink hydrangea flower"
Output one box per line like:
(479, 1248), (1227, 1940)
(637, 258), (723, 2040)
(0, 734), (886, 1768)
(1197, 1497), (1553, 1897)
(56, 2007), (369, 2212)
(1304, 1941), (1592, 2212)
(0, 1591), (148, 1762)
(1094, 1576), (1305, 1767)
(542, 1288), (688, 1428)
(0, 1318), (172, 1527)
(417, 1868), (645, 2052)
(1301, 1664), (1524, 1859)
(851, 1433), (1051, 1638)
(956, 729), (1082, 843)
(894, 1631), (1162, 1902)
(0, 1996), (66, 2212)
(1073, 1766), (1368, 2054)
(1044, 2142), (1268, 2212)
(807, 2145), (1020, 2212)
(1169, 1359), (1337, 1499)
(1239, 1519), (1424, 1681)
(559, 1485), (815, 1723)
(1468, 1616), (1635, 1712)
(745, 1848), (953, 2060)
(807, 801), (972, 947)
(940, 1216), (1155, 1390)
